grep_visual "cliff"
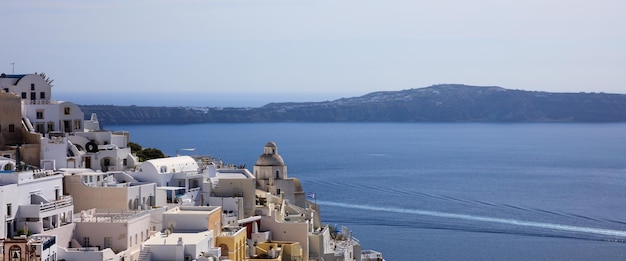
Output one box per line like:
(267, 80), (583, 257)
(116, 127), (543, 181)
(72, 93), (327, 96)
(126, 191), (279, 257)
(80, 84), (626, 125)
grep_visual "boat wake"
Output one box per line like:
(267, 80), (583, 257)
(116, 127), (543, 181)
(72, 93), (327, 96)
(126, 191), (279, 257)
(317, 200), (626, 241)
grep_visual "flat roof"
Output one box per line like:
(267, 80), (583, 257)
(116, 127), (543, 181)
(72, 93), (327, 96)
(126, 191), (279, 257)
(165, 205), (221, 215)
(216, 172), (250, 179)
(144, 231), (213, 246)
(157, 186), (186, 190)
(215, 169), (254, 179)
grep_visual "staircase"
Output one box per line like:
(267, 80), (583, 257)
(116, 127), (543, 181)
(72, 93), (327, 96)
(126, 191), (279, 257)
(138, 246), (152, 261)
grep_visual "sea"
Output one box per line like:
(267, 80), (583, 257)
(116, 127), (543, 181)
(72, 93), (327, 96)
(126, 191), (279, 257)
(108, 122), (626, 261)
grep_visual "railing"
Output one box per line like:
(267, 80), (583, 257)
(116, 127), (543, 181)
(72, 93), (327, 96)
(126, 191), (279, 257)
(33, 169), (59, 179)
(66, 247), (100, 252)
(361, 250), (384, 261)
(75, 215), (133, 223)
(48, 136), (65, 144)
(40, 196), (73, 213)
(23, 99), (58, 105)
(74, 209), (148, 223)
(30, 235), (56, 250)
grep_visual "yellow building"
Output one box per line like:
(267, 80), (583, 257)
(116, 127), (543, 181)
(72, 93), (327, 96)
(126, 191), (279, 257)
(249, 241), (303, 261)
(216, 226), (247, 261)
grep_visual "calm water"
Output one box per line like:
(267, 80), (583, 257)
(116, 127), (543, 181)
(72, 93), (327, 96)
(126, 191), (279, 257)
(109, 123), (626, 260)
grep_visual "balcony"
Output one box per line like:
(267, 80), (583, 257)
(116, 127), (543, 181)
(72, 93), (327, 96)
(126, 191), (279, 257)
(40, 196), (73, 213)
(21, 195), (74, 218)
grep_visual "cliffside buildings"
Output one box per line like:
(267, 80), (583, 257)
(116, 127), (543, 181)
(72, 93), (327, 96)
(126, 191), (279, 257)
(0, 73), (383, 261)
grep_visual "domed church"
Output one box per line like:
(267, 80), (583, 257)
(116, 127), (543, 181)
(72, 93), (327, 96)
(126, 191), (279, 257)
(254, 142), (305, 208)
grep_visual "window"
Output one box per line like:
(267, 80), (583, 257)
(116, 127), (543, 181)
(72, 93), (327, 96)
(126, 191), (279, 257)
(36, 110), (44, 119)
(104, 237), (112, 249)
(21, 92), (26, 99)
(40, 92), (46, 99)
(74, 119), (81, 130)
(30, 92), (36, 100)
(123, 158), (128, 166)
(9, 124), (15, 133)
(36, 123), (45, 133)
(6, 203), (12, 217)
(83, 237), (90, 247)
(47, 122), (54, 132)
(64, 107), (70, 115)
(31, 83), (35, 90)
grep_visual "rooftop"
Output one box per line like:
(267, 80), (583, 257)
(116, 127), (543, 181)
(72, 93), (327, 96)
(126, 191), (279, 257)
(0, 74), (27, 79)
(74, 209), (148, 223)
(144, 231), (214, 246)
(220, 226), (245, 237)
(216, 169), (254, 179)
(165, 205), (221, 215)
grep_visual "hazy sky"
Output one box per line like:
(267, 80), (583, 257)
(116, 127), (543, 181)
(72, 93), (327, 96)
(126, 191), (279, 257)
(1, 0), (624, 106)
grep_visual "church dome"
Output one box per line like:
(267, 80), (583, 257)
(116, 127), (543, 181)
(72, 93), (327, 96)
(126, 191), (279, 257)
(293, 178), (303, 192)
(255, 141), (285, 166)
(256, 154), (285, 166)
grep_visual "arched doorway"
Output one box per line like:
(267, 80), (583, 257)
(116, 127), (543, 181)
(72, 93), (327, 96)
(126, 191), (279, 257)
(100, 157), (113, 171)
(219, 244), (229, 257)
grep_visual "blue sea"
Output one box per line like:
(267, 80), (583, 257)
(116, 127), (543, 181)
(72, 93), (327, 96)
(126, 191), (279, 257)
(109, 123), (626, 260)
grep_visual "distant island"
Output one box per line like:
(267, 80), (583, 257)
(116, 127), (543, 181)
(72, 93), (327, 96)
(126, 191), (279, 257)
(80, 84), (626, 125)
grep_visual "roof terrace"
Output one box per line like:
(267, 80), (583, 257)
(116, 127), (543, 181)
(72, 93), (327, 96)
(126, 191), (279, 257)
(74, 209), (148, 223)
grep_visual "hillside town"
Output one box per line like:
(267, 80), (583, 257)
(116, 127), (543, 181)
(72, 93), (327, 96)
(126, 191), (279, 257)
(0, 73), (384, 261)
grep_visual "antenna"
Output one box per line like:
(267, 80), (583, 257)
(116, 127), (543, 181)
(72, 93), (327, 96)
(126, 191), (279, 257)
(11, 62), (15, 74)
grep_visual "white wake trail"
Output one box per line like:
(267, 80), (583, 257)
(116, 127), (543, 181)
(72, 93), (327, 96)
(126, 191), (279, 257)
(318, 200), (626, 238)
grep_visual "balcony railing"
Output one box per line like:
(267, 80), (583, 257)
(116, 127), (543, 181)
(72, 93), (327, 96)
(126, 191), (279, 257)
(23, 99), (59, 105)
(40, 196), (73, 213)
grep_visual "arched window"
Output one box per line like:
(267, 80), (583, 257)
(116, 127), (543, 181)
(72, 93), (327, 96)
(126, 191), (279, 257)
(3, 163), (14, 171)
(276, 170), (279, 179)
(10, 246), (21, 261)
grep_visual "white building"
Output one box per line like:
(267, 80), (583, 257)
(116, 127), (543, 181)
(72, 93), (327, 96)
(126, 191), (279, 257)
(140, 206), (222, 261)
(0, 73), (52, 107)
(0, 73), (139, 172)
(0, 73), (82, 135)
(131, 156), (204, 206)
(0, 158), (73, 238)
(203, 164), (256, 219)
(62, 168), (157, 212)
(67, 208), (152, 261)
(141, 231), (219, 261)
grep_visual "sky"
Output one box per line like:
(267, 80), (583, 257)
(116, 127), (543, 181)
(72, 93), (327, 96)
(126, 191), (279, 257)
(1, 0), (625, 107)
